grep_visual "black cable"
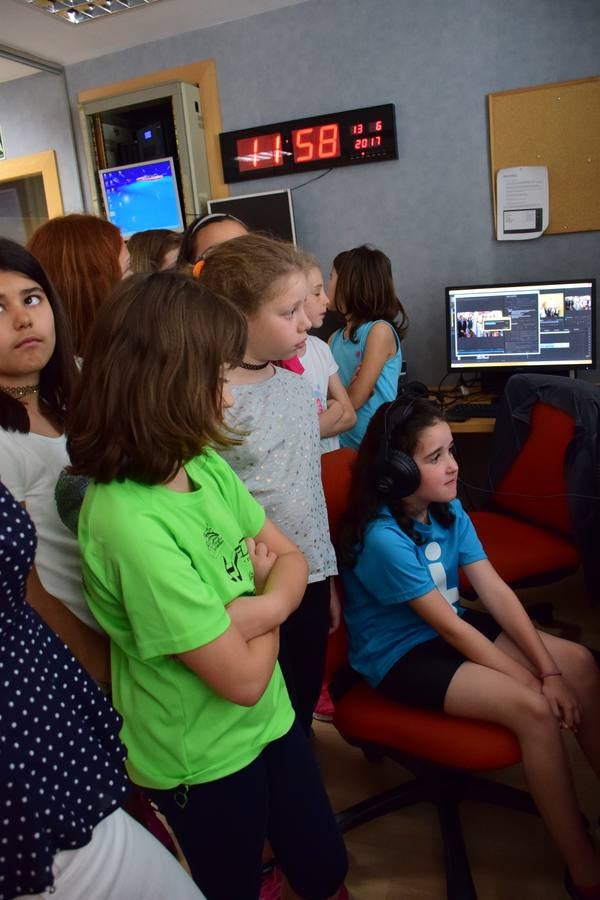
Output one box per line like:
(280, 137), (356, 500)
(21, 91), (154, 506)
(458, 478), (600, 502)
(290, 169), (333, 191)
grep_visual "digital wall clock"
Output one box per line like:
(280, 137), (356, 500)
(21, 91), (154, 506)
(219, 104), (397, 183)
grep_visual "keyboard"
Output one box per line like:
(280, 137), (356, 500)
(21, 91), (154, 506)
(445, 402), (500, 421)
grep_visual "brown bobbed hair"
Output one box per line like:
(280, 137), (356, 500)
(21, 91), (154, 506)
(28, 214), (123, 358)
(127, 228), (182, 273)
(0, 237), (78, 433)
(339, 396), (454, 565)
(67, 271), (247, 484)
(200, 233), (313, 317)
(334, 244), (409, 342)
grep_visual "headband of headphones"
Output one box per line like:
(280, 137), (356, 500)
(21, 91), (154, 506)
(374, 398), (421, 500)
(189, 212), (246, 237)
(381, 399), (416, 463)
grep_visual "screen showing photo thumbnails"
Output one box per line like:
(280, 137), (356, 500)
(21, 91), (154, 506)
(448, 282), (594, 369)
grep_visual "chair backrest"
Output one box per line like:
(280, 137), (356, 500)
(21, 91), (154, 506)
(493, 401), (575, 536)
(321, 448), (358, 681)
(321, 447), (358, 543)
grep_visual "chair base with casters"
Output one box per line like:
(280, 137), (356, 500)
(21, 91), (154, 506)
(331, 682), (538, 900)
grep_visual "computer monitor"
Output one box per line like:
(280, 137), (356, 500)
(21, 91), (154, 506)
(98, 157), (184, 239)
(446, 279), (596, 383)
(208, 189), (296, 245)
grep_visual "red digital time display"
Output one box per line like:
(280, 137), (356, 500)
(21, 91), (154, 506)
(291, 123), (341, 163)
(220, 104), (397, 183)
(236, 132), (284, 172)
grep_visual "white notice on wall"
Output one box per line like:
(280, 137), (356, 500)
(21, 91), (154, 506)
(496, 166), (549, 240)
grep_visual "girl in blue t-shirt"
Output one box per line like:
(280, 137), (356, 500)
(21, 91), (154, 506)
(340, 397), (600, 899)
(328, 245), (408, 448)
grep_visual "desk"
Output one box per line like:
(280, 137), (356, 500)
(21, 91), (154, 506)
(427, 391), (496, 506)
(430, 390), (497, 434)
(448, 417), (495, 434)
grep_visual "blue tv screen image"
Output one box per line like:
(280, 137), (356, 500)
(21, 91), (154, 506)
(99, 157), (184, 239)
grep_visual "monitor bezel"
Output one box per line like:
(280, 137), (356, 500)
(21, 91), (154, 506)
(445, 278), (597, 374)
(98, 156), (184, 239)
(208, 188), (297, 246)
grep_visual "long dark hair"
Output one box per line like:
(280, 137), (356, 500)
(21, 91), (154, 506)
(334, 244), (408, 342)
(67, 271), (247, 484)
(339, 397), (455, 567)
(0, 238), (78, 433)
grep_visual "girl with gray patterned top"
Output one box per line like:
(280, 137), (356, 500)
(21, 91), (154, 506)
(200, 234), (340, 735)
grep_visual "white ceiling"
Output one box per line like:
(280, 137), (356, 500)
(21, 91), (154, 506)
(0, 0), (310, 79)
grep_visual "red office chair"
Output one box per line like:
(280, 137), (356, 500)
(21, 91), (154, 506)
(321, 448), (537, 900)
(460, 400), (581, 606)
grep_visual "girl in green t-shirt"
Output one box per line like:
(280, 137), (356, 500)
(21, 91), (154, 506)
(67, 270), (348, 900)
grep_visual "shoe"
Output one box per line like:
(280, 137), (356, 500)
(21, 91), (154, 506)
(313, 682), (334, 722)
(259, 864), (282, 900)
(565, 868), (600, 899)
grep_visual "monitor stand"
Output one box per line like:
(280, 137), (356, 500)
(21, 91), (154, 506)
(479, 370), (510, 402)
(480, 367), (575, 401)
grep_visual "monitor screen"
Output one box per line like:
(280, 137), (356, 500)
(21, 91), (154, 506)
(98, 157), (184, 239)
(208, 189), (296, 245)
(446, 279), (596, 372)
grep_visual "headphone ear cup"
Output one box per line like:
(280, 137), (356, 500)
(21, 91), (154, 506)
(384, 450), (421, 500)
(374, 445), (395, 496)
(374, 447), (421, 500)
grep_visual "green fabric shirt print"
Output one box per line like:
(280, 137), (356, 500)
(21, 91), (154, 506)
(78, 448), (294, 789)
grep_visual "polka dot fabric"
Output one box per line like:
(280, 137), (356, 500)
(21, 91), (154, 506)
(0, 482), (128, 899)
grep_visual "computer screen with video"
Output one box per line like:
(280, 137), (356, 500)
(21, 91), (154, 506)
(446, 279), (596, 373)
(99, 157), (184, 240)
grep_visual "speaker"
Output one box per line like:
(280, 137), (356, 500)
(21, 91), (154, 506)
(374, 400), (421, 500)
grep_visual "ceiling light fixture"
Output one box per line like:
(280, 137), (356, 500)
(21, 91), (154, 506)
(14, 0), (164, 25)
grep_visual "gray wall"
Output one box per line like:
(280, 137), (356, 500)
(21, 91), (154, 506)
(12, 0), (600, 383)
(0, 71), (84, 214)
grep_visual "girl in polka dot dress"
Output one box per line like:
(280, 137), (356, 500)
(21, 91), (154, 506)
(0, 481), (204, 900)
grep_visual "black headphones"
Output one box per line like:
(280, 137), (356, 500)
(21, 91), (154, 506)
(189, 212), (246, 236)
(374, 399), (422, 500)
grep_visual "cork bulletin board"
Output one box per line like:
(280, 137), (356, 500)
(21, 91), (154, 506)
(488, 76), (600, 235)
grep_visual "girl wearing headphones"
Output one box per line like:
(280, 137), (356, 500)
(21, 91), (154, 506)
(340, 396), (600, 900)
(177, 212), (248, 265)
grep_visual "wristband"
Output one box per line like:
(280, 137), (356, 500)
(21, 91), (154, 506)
(540, 671), (561, 679)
